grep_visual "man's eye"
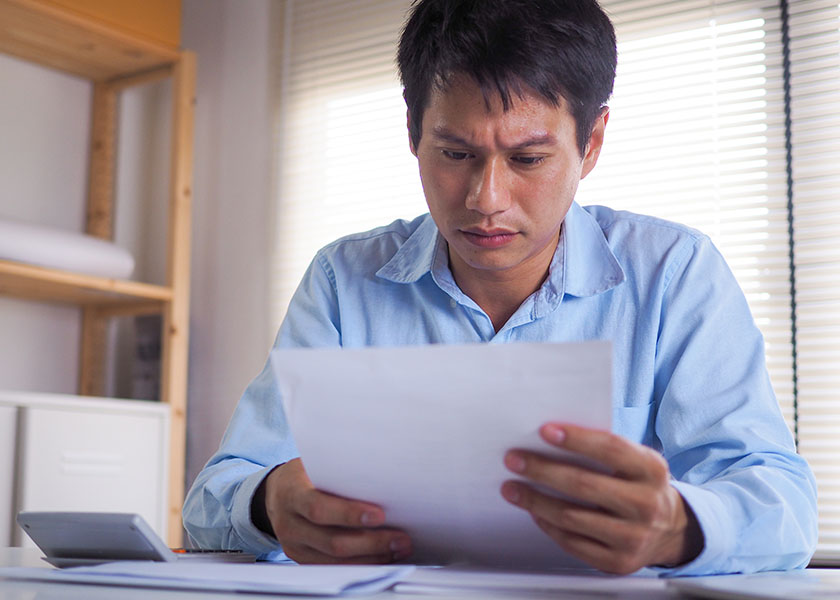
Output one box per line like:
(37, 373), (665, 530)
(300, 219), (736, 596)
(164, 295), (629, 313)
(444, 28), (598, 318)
(442, 150), (471, 161)
(512, 156), (545, 166)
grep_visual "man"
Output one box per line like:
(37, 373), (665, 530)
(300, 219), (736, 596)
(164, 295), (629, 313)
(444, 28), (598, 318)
(183, 0), (817, 575)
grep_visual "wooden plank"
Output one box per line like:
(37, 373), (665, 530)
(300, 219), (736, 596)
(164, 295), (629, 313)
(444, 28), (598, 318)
(86, 81), (117, 239)
(78, 306), (107, 397)
(79, 79), (117, 399)
(37, 0), (181, 49)
(0, 0), (178, 81)
(0, 259), (172, 306)
(109, 65), (172, 92)
(160, 50), (196, 546)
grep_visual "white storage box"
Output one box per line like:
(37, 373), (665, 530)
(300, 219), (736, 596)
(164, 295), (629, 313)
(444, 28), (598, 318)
(0, 391), (169, 546)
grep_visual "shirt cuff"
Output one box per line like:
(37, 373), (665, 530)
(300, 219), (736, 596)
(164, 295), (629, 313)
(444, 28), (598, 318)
(230, 465), (290, 558)
(649, 481), (736, 577)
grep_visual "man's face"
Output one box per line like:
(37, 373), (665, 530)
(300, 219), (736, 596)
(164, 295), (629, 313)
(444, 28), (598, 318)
(412, 77), (606, 288)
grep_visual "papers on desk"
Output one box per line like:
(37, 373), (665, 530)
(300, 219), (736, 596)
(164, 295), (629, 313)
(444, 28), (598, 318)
(396, 566), (666, 595)
(271, 341), (612, 570)
(0, 562), (414, 596)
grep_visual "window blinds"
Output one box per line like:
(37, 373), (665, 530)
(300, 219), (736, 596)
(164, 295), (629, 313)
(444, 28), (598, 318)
(272, 0), (840, 558)
(787, 0), (840, 556)
(271, 0), (423, 332)
(582, 0), (796, 426)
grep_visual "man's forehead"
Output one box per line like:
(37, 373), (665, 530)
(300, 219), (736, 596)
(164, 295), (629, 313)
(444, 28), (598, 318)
(428, 73), (569, 118)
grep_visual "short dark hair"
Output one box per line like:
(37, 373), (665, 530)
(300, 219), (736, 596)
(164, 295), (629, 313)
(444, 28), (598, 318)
(397, 0), (617, 156)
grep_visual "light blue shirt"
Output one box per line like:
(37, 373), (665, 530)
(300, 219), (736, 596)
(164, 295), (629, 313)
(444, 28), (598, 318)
(183, 202), (817, 575)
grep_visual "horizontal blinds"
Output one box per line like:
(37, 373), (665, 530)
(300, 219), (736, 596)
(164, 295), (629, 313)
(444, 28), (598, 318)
(787, 0), (840, 556)
(583, 0), (796, 428)
(271, 0), (425, 331)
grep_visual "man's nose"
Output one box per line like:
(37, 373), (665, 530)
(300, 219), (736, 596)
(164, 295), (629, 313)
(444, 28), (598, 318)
(465, 158), (511, 215)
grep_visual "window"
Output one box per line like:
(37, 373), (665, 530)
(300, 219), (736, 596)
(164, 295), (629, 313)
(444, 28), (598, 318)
(272, 0), (840, 557)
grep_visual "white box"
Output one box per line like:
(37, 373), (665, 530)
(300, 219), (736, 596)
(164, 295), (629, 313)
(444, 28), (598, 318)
(0, 391), (169, 547)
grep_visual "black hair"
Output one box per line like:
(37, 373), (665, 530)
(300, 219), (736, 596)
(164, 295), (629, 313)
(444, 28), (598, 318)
(397, 0), (617, 156)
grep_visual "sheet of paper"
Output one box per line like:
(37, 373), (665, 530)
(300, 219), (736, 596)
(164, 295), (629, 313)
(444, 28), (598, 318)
(271, 341), (612, 570)
(395, 566), (666, 595)
(0, 562), (414, 596)
(668, 569), (840, 600)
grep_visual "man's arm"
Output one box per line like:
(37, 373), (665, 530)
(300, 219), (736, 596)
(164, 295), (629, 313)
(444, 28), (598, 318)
(502, 235), (817, 575)
(184, 255), (412, 561)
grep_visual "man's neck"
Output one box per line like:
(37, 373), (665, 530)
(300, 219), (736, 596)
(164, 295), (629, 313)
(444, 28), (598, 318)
(449, 241), (558, 333)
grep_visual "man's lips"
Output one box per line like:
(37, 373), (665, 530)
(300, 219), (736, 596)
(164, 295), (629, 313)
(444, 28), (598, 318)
(459, 228), (519, 248)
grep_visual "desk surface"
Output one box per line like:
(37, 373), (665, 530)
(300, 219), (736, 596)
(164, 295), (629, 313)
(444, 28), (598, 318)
(3, 547), (837, 600)
(0, 548), (674, 600)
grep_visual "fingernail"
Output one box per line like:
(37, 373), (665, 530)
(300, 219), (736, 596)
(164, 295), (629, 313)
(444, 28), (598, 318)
(544, 425), (566, 445)
(502, 482), (521, 504)
(361, 511), (383, 526)
(505, 452), (526, 473)
(390, 537), (411, 556)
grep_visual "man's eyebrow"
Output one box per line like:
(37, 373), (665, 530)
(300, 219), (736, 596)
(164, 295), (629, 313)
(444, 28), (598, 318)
(430, 127), (557, 149)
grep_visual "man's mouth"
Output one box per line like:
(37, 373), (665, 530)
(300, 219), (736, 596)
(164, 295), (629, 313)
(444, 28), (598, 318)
(460, 228), (519, 248)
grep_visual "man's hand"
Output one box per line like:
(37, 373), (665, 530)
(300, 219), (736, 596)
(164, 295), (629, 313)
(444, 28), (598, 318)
(254, 458), (412, 564)
(501, 424), (703, 574)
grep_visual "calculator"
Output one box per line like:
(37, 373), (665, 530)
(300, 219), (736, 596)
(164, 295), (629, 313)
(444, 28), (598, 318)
(16, 511), (256, 568)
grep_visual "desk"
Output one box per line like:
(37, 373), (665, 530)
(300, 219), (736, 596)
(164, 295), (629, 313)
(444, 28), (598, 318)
(8, 547), (840, 600)
(0, 547), (676, 599)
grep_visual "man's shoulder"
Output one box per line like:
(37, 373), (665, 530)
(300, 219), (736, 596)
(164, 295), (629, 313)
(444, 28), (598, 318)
(323, 214), (429, 248)
(314, 213), (433, 273)
(576, 204), (722, 289)
(581, 203), (707, 244)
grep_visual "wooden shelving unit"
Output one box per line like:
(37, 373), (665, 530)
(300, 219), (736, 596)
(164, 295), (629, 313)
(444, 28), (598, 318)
(0, 0), (194, 546)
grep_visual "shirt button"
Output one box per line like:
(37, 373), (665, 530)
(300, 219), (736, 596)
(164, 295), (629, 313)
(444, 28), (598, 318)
(450, 299), (457, 309)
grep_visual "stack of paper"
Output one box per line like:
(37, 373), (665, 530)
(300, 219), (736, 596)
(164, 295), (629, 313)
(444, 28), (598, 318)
(0, 562), (414, 596)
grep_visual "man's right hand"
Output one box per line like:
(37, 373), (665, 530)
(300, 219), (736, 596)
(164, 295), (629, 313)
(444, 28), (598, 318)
(254, 458), (412, 564)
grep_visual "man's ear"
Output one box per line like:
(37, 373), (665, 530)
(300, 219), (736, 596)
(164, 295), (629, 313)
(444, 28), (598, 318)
(407, 109), (418, 156)
(580, 107), (609, 180)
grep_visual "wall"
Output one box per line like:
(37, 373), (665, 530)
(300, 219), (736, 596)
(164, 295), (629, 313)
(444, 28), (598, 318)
(0, 0), (276, 500)
(0, 54), (89, 393)
(181, 0), (275, 487)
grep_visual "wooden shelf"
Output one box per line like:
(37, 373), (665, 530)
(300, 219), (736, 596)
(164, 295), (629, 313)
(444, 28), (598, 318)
(0, 0), (179, 81)
(0, 0), (195, 546)
(0, 259), (171, 312)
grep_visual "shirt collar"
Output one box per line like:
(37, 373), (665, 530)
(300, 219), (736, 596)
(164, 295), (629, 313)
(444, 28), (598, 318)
(375, 214), (440, 283)
(559, 201), (626, 298)
(376, 203), (625, 301)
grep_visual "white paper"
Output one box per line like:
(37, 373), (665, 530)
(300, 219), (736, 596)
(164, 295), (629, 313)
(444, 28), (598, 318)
(271, 341), (612, 570)
(0, 562), (414, 596)
(668, 569), (840, 600)
(396, 566), (666, 595)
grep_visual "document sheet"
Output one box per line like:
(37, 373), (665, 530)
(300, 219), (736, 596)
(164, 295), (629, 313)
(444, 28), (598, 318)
(0, 562), (414, 596)
(271, 341), (612, 570)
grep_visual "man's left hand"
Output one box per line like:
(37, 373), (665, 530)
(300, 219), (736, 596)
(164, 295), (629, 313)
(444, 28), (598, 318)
(501, 423), (703, 574)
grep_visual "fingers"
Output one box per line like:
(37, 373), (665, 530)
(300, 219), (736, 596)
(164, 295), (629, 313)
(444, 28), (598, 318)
(538, 424), (669, 483)
(532, 517), (643, 575)
(263, 459), (412, 564)
(502, 482), (622, 539)
(501, 425), (697, 571)
(503, 450), (657, 518)
(291, 486), (387, 528)
(281, 513), (412, 563)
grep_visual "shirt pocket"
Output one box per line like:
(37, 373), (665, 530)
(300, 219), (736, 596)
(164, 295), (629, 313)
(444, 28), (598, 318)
(613, 403), (656, 447)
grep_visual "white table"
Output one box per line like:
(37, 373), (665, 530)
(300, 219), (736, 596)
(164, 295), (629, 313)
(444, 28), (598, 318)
(0, 547), (679, 599)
